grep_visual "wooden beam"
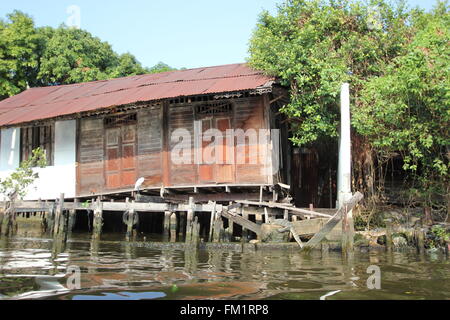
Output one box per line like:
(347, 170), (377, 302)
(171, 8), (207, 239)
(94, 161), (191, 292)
(301, 192), (363, 251)
(220, 209), (261, 236)
(236, 200), (333, 218)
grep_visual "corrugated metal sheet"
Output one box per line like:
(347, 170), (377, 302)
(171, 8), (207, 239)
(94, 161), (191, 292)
(0, 63), (274, 127)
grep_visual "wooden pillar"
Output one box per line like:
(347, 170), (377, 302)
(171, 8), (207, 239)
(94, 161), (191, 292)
(92, 197), (103, 239)
(163, 211), (171, 241)
(53, 193), (65, 237)
(241, 207), (248, 242)
(416, 227), (425, 254)
(208, 202), (216, 242)
(186, 197), (194, 242)
(126, 209), (136, 241)
(264, 207), (270, 224)
(170, 212), (177, 242)
(68, 199), (78, 235)
(341, 202), (354, 255)
(212, 211), (223, 243)
(385, 218), (393, 251)
(178, 212), (186, 238)
(46, 201), (55, 235)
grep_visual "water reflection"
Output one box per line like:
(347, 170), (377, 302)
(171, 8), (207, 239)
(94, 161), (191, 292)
(0, 233), (448, 300)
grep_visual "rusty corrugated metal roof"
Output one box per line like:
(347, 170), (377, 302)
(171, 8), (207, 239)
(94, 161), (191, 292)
(0, 63), (274, 127)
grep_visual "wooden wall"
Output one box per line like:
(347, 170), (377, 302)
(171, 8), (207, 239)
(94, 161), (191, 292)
(76, 95), (273, 197)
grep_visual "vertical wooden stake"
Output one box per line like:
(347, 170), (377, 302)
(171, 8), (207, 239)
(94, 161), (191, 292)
(186, 197), (194, 242)
(68, 198), (78, 235)
(53, 193), (64, 237)
(208, 202), (216, 242)
(163, 211), (171, 241)
(264, 207), (270, 224)
(385, 218), (393, 251)
(241, 207), (248, 242)
(170, 212), (177, 242)
(93, 197), (103, 239)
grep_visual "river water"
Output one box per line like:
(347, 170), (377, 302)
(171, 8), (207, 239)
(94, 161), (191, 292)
(0, 233), (448, 300)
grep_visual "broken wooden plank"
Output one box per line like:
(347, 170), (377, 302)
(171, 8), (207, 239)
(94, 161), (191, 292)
(301, 192), (364, 251)
(235, 200), (333, 218)
(221, 209), (261, 236)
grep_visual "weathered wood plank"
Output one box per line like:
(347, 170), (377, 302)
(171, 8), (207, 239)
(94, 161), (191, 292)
(221, 209), (261, 236)
(301, 192), (364, 251)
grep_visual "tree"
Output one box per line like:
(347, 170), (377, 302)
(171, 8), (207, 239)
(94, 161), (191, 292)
(147, 61), (177, 74)
(249, 0), (449, 216)
(353, 2), (449, 210)
(0, 11), (40, 99)
(0, 11), (177, 94)
(37, 26), (122, 85)
(249, 0), (413, 146)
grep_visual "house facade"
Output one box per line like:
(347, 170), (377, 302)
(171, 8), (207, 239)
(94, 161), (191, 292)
(0, 63), (290, 201)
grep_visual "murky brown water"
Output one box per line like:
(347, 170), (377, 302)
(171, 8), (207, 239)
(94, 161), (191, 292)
(0, 232), (448, 300)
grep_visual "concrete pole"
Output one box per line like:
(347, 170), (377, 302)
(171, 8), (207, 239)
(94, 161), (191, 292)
(337, 83), (354, 253)
(337, 83), (352, 208)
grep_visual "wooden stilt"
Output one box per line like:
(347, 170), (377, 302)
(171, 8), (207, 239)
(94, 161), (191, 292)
(186, 197), (194, 242)
(178, 212), (186, 237)
(385, 218), (393, 251)
(241, 207), (248, 242)
(53, 193), (64, 237)
(68, 199), (78, 235)
(46, 201), (55, 235)
(208, 202), (216, 242)
(170, 212), (177, 242)
(93, 197), (103, 239)
(163, 211), (171, 241)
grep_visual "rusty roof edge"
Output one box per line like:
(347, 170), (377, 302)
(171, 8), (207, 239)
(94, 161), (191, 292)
(3, 72), (272, 111)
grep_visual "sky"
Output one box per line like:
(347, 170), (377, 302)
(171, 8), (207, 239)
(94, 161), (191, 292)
(0, 0), (438, 70)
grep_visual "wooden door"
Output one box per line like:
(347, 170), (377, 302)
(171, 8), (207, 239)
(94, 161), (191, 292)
(198, 118), (214, 183)
(197, 117), (234, 184)
(215, 117), (234, 183)
(105, 124), (137, 189)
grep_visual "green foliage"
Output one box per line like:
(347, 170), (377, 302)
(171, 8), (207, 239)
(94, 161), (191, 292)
(0, 148), (46, 200)
(0, 11), (40, 99)
(248, 0), (413, 146)
(147, 61), (177, 74)
(0, 11), (177, 94)
(249, 0), (449, 208)
(353, 2), (449, 202)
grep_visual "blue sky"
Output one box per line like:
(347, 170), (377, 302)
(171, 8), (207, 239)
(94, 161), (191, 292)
(0, 0), (438, 70)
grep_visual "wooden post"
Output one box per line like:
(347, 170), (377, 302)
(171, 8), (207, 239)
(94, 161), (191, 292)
(212, 211), (223, 243)
(341, 202), (355, 255)
(93, 197), (103, 239)
(170, 212), (177, 242)
(208, 202), (216, 242)
(191, 216), (200, 247)
(53, 193), (64, 237)
(178, 212), (186, 238)
(68, 199), (78, 235)
(241, 207), (248, 242)
(163, 211), (171, 241)
(385, 218), (393, 251)
(416, 227), (425, 254)
(46, 201), (55, 235)
(186, 197), (194, 242)
(264, 207), (270, 224)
